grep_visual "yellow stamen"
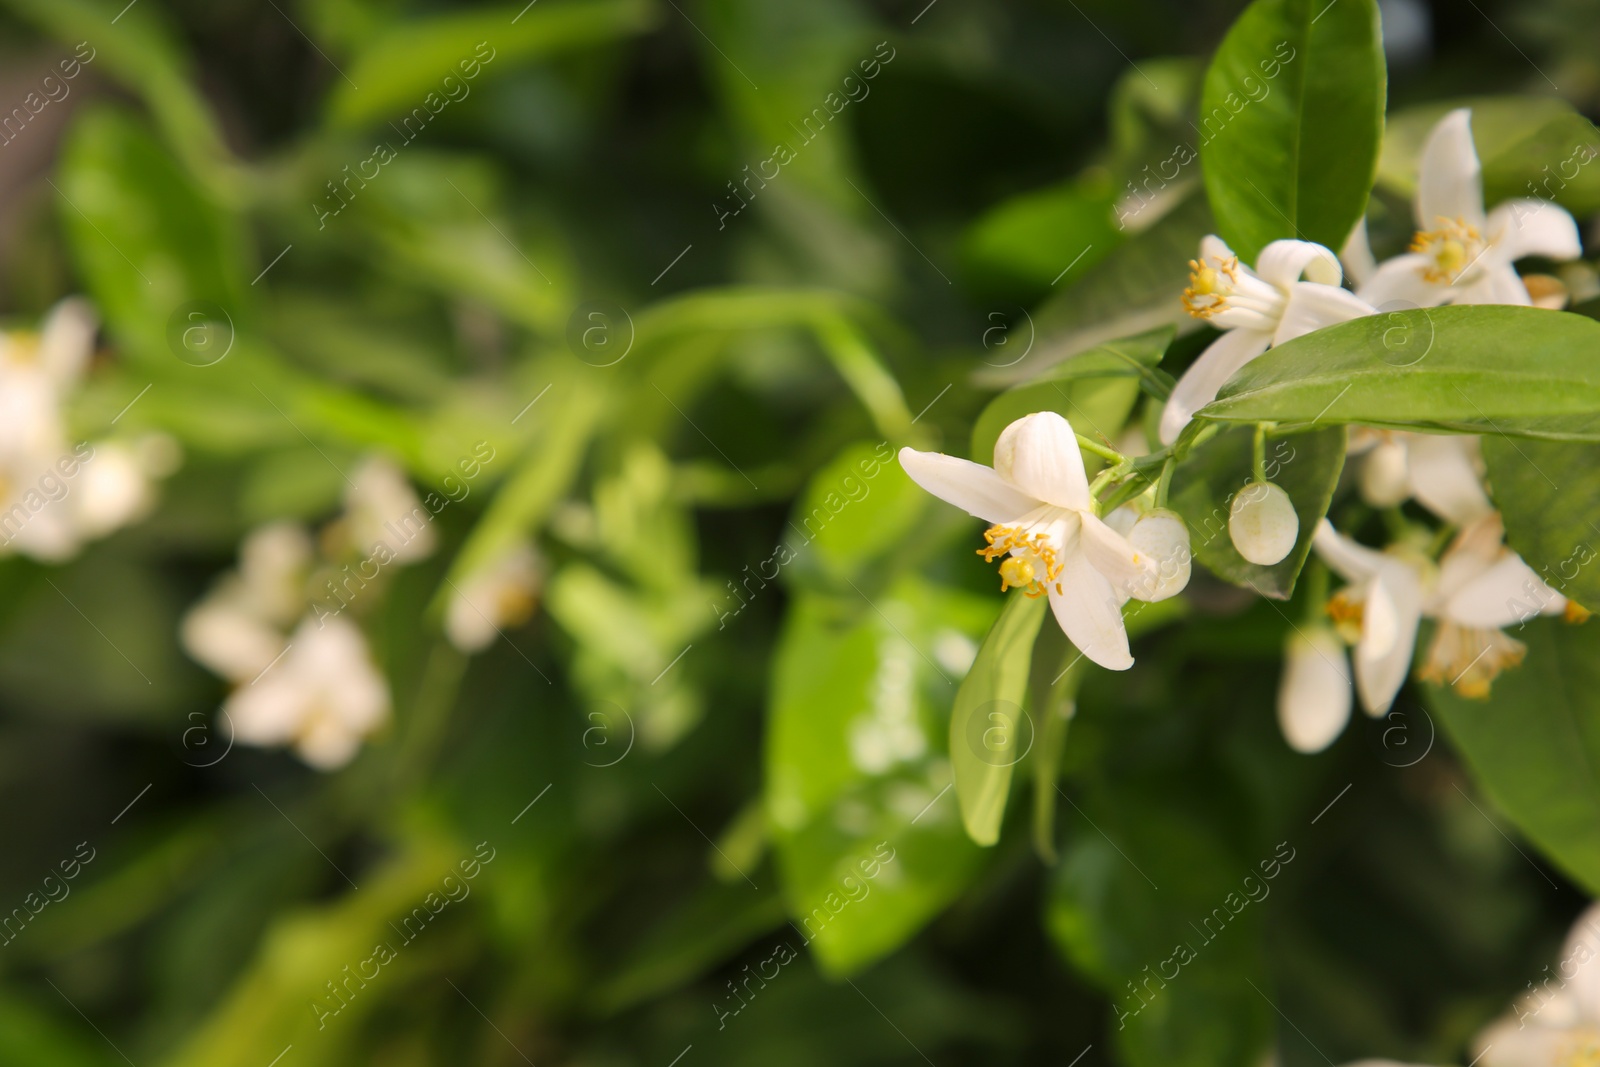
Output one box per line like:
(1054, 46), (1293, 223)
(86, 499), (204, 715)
(979, 524), (1064, 598)
(1418, 623), (1525, 699)
(1566, 600), (1593, 624)
(1181, 255), (1239, 319)
(1325, 592), (1364, 645)
(1410, 216), (1484, 285)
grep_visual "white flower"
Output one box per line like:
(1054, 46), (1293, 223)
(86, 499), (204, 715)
(1229, 481), (1299, 565)
(1159, 236), (1375, 444)
(1355, 108), (1581, 309)
(1348, 430), (1492, 526)
(1314, 514), (1566, 713)
(445, 542), (543, 653)
(1473, 901), (1600, 1067)
(342, 456), (435, 563)
(899, 412), (1158, 671)
(181, 523), (314, 683)
(226, 615), (390, 770)
(1277, 624), (1354, 753)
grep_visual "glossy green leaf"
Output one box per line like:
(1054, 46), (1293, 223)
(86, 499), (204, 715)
(1199, 0), (1384, 260)
(784, 441), (929, 593)
(328, 0), (656, 127)
(1429, 619), (1600, 895)
(1482, 437), (1600, 611)
(1378, 96), (1600, 217)
(949, 591), (1048, 847)
(1167, 426), (1345, 598)
(1198, 307), (1600, 441)
(959, 177), (1122, 299)
(766, 578), (995, 975)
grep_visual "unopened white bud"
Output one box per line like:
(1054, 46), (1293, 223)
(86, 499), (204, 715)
(1277, 626), (1352, 753)
(1127, 508), (1191, 601)
(1229, 481), (1298, 565)
(1358, 439), (1409, 509)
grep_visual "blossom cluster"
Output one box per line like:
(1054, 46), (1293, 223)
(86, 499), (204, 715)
(901, 108), (1590, 756)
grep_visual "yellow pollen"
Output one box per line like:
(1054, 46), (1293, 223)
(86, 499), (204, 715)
(1566, 600), (1593, 624)
(1418, 623), (1525, 699)
(1181, 255), (1239, 319)
(979, 524), (1064, 598)
(1410, 216), (1483, 284)
(1325, 592), (1364, 645)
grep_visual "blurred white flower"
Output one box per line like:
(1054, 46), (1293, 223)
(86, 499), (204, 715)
(1314, 514), (1566, 713)
(1276, 624), (1354, 753)
(342, 455), (435, 563)
(227, 615), (390, 770)
(1348, 430), (1491, 525)
(1474, 901), (1600, 1067)
(445, 542), (543, 653)
(899, 411), (1159, 671)
(1352, 109), (1581, 308)
(181, 523), (314, 683)
(0, 299), (175, 561)
(1159, 236), (1373, 444)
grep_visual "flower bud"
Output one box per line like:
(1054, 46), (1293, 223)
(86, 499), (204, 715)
(1276, 626), (1352, 753)
(1229, 481), (1298, 565)
(1127, 508), (1191, 601)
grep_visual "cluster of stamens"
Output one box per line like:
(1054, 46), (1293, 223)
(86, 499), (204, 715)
(1420, 624), (1527, 699)
(1325, 591), (1364, 645)
(1181, 255), (1240, 319)
(1410, 216), (1484, 284)
(979, 525), (1063, 598)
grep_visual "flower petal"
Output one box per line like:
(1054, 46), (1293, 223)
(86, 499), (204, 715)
(1255, 239), (1343, 289)
(1312, 518), (1387, 583)
(1406, 433), (1491, 525)
(993, 411), (1091, 510)
(1488, 198), (1582, 262)
(1078, 511), (1155, 595)
(1047, 550), (1133, 671)
(898, 447), (1038, 523)
(1340, 218), (1377, 287)
(1440, 553), (1563, 628)
(1273, 281), (1375, 346)
(1417, 108), (1485, 229)
(1354, 564), (1424, 715)
(1355, 253), (1448, 310)
(1450, 262), (1531, 306)
(39, 297), (97, 388)
(1157, 327), (1272, 445)
(1277, 627), (1353, 753)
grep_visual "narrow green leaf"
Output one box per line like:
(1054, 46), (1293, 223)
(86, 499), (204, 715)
(1167, 426), (1345, 598)
(1482, 437), (1600, 611)
(1199, 0), (1385, 260)
(949, 591), (1049, 846)
(1428, 619), (1600, 895)
(1199, 307), (1600, 441)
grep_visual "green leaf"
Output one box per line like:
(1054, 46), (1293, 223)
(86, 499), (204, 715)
(971, 327), (1174, 463)
(57, 106), (249, 361)
(327, 0), (657, 128)
(1428, 619), (1600, 895)
(1199, 0), (1384, 261)
(783, 441), (930, 593)
(1482, 437), (1600, 611)
(1167, 426), (1345, 598)
(766, 579), (995, 975)
(949, 592), (1049, 846)
(980, 193), (1211, 387)
(1199, 307), (1600, 441)
(1378, 96), (1600, 218)
(1046, 780), (1274, 1067)
(959, 177), (1122, 299)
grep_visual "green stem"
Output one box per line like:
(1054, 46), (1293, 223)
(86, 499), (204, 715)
(1032, 653), (1084, 864)
(1252, 423), (1269, 483)
(1076, 435), (1127, 465)
(1155, 456), (1176, 509)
